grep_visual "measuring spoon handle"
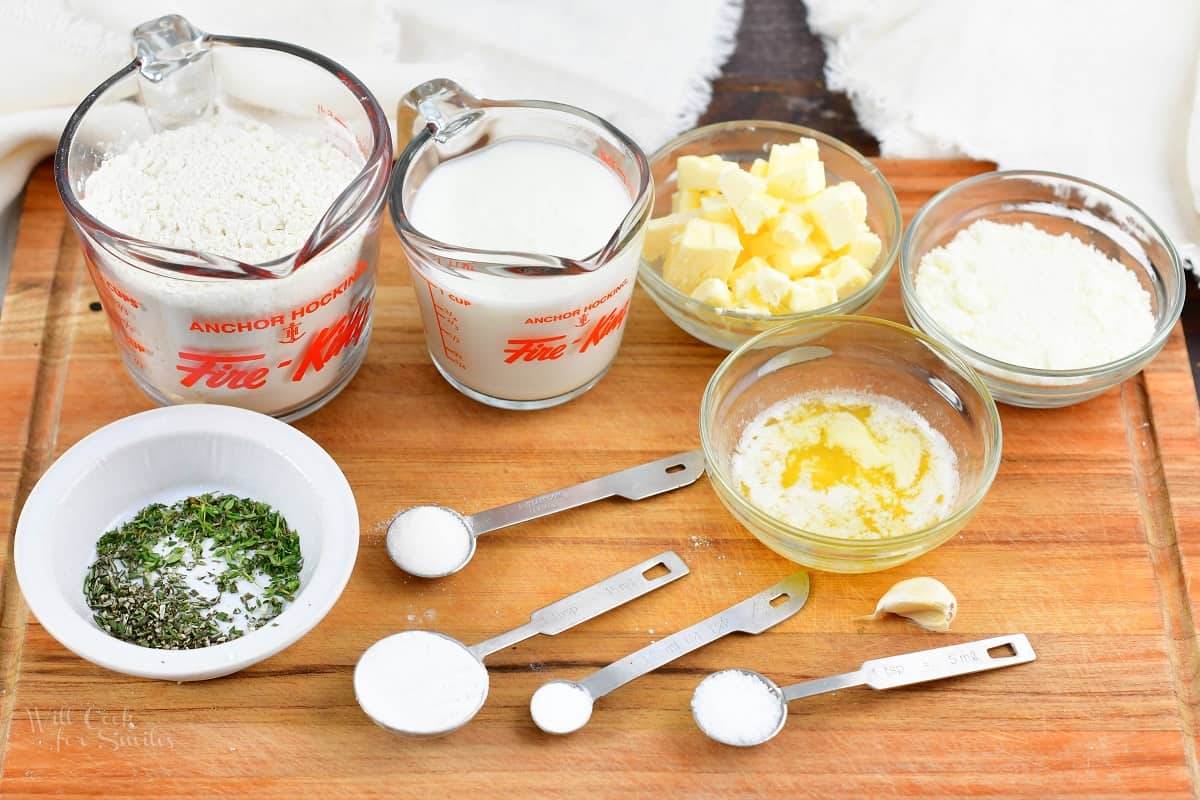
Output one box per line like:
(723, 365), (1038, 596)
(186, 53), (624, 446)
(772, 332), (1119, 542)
(466, 450), (705, 536)
(860, 633), (1036, 690)
(578, 570), (810, 700)
(469, 551), (689, 660)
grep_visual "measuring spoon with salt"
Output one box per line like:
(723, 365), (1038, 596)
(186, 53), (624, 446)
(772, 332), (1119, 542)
(354, 550), (688, 737)
(529, 570), (810, 735)
(386, 449), (705, 578)
(691, 633), (1037, 747)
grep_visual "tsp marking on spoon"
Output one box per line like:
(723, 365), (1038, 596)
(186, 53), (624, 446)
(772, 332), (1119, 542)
(692, 633), (1037, 747)
(387, 449), (705, 578)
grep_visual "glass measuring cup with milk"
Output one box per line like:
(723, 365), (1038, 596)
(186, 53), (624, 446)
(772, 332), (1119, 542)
(389, 79), (653, 409)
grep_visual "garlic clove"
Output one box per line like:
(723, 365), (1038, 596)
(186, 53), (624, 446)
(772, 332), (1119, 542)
(864, 577), (957, 632)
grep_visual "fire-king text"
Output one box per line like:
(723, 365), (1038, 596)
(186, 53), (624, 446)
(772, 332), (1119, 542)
(503, 300), (629, 364)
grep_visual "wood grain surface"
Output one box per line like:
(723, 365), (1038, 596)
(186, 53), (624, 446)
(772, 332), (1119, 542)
(2, 157), (1200, 798)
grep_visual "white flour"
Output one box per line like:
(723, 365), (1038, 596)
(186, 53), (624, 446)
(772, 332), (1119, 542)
(79, 116), (376, 418)
(913, 220), (1155, 370)
(354, 630), (489, 735)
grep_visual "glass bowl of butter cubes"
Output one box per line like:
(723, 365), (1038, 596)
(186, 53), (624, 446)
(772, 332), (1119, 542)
(637, 121), (901, 350)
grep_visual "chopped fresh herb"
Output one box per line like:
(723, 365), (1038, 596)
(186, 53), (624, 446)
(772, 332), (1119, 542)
(83, 493), (303, 650)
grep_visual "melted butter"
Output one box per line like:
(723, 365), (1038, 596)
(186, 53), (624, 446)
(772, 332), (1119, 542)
(733, 391), (958, 539)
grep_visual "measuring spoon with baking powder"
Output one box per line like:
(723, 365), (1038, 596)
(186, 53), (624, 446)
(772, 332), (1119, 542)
(355, 550), (689, 737)
(692, 633), (1037, 747)
(386, 449), (705, 578)
(528, 570), (810, 735)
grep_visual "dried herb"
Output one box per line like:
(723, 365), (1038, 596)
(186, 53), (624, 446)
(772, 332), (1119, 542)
(83, 493), (303, 650)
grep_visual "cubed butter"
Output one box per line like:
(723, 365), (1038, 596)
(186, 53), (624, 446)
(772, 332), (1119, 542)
(717, 169), (783, 235)
(676, 155), (737, 192)
(770, 211), (814, 250)
(768, 161), (826, 201)
(838, 225), (882, 268)
(730, 257), (792, 313)
(817, 254), (873, 296)
(690, 277), (733, 308)
(800, 181), (868, 250)
(749, 158), (769, 178)
(786, 277), (838, 312)
(767, 139), (819, 174)
(770, 241), (826, 278)
(671, 189), (703, 213)
(662, 218), (742, 295)
(642, 210), (700, 262)
(698, 194), (737, 225)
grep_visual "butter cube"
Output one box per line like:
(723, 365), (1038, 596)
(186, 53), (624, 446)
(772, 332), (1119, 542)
(690, 277), (733, 308)
(730, 257), (791, 313)
(642, 210), (700, 262)
(884, 429), (924, 488)
(767, 139), (820, 175)
(770, 242), (826, 278)
(717, 169), (783, 235)
(768, 161), (826, 201)
(770, 212), (814, 250)
(786, 277), (838, 312)
(817, 254), (873, 297)
(839, 225), (882, 268)
(676, 155), (737, 192)
(698, 194), (737, 225)
(824, 411), (887, 469)
(801, 182), (868, 250)
(662, 218), (742, 295)
(671, 189), (703, 213)
(749, 158), (769, 178)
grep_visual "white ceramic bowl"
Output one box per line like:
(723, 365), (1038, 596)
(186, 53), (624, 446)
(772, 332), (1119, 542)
(15, 405), (359, 681)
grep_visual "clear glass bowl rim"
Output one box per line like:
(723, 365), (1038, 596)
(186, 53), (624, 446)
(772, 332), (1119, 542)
(699, 313), (1003, 551)
(637, 119), (902, 322)
(899, 169), (1185, 379)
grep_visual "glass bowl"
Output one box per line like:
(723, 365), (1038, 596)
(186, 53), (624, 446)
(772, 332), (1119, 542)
(637, 121), (901, 350)
(700, 316), (1001, 574)
(900, 170), (1185, 407)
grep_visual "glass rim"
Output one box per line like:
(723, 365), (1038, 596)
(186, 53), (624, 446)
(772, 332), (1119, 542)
(699, 313), (1003, 550)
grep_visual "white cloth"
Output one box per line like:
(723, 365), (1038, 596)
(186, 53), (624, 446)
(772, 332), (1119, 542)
(0, 0), (743, 210)
(804, 0), (1200, 264)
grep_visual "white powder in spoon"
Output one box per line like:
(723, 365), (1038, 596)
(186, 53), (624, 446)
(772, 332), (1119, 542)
(530, 680), (594, 734)
(386, 505), (474, 576)
(354, 630), (488, 735)
(691, 670), (785, 746)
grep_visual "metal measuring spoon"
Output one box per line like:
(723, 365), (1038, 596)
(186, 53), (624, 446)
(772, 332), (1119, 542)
(386, 449), (705, 578)
(692, 633), (1037, 747)
(529, 570), (811, 735)
(355, 550), (689, 736)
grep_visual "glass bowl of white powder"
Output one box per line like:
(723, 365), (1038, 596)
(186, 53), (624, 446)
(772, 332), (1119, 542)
(638, 121), (901, 350)
(900, 170), (1185, 407)
(700, 316), (1001, 573)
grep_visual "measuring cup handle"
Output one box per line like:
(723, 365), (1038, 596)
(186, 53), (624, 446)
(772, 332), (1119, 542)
(578, 570), (810, 700)
(469, 551), (689, 659)
(467, 450), (705, 536)
(861, 633), (1037, 691)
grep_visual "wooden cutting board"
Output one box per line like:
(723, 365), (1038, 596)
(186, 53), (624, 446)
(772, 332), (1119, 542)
(2, 159), (1199, 798)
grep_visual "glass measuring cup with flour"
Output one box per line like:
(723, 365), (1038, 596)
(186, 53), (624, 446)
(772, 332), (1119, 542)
(55, 15), (392, 421)
(389, 79), (652, 409)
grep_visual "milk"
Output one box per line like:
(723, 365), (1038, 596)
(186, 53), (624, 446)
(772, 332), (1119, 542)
(405, 140), (642, 406)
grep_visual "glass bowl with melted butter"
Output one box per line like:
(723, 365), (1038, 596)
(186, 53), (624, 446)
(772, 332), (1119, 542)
(700, 315), (1001, 573)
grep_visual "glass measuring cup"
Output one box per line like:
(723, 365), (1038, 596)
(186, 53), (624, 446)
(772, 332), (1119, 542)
(55, 14), (392, 421)
(354, 550), (688, 736)
(389, 79), (653, 410)
(529, 570), (810, 735)
(691, 633), (1036, 746)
